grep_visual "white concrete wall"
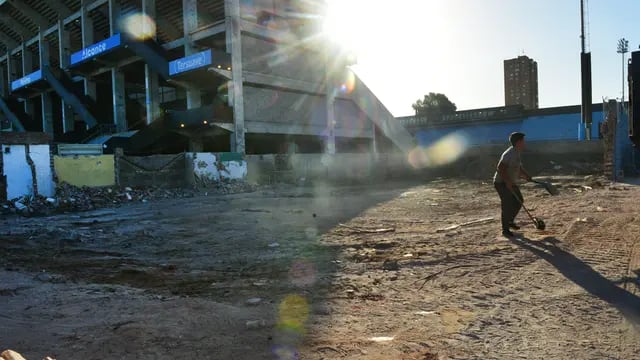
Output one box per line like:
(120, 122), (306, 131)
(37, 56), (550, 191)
(186, 153), (247, 185)
(2, 144), (54, 200)
(3, 145), (33, 200)
(30, 145), (55, 197)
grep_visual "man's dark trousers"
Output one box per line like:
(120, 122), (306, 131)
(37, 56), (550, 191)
(494, 182), (523, 231)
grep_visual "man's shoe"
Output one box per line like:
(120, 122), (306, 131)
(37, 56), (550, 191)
(509, 223), (520, 230)
(502, 229), (515, 238)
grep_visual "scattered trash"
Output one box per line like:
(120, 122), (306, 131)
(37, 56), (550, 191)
(596, 206), (605, 212)
(369, 336), (394, 342)
(13, 202), (27, 211)
(2, 181), (258, 217)
(436, 217), (494, 233)
(245, 297), (263, 306)
(403, 253), (413, 258)
(338, 223), (395, 234)
(268, 242), (280, 248)
(246, 319), (267, 330)
(414, 311), (437, 316)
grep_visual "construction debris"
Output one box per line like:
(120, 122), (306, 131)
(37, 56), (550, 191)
(337, 224), (396, 234)
(436, 217), (495, 233)
(2, 181), (258, 216)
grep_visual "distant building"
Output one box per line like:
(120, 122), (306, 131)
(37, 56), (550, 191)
(504, 56), (539, 109)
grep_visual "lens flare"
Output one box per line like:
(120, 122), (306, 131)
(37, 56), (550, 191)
(289, 259), (317, 288)
(278, 294), (310, 333)
(304, 227), (318, 239)
(339, 70), (356, 94)
(408, 133), (469, 169)
(121, 13), (156, 40)
(272, 345), (299, 360)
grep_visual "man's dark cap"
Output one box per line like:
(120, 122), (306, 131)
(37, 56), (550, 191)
(509, 132), (525, 146)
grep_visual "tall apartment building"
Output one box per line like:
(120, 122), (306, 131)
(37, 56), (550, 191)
(504, 56), (539, 109)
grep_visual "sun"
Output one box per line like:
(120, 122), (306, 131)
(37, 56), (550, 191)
(322, 0), (367, 55)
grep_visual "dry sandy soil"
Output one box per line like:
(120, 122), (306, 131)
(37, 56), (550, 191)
(1, 177), (639, 359)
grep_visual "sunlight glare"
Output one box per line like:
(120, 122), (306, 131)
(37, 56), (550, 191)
(408, 133), (469, 169)
(121, 13), (156, 40)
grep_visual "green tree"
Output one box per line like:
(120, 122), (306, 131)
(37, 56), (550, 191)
(412, 93), (457, 116)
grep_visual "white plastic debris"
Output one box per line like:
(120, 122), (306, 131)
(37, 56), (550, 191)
(14, 202), (27, 211)
(369, 336), (394, 342)
(246, 297), (263, 306)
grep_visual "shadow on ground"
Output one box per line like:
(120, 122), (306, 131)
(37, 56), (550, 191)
(510, 236), (640, 326)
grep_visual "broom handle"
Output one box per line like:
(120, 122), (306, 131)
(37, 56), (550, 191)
(508, 187), (537, 224)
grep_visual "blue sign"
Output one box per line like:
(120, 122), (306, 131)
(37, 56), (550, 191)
(70, 34), (122, 65)
(11, 70), (43, 91)
(169, 49), (213, 76)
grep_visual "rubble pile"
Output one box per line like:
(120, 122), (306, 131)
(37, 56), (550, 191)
(2, 181), (257, 216)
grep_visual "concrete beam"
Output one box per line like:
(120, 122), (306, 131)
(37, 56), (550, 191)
(58, 19), (74, 132)
(0, 63), (6, 96)
(143, 0), (159, 125)
(112, 70), (126, 131)
(240, 19), (292, 43)
(245, 120), (373, 138)
(191, 21), (226, 42)
(156, 15), (182, 40)
(0, 12), (32, 39)
(183, 0), (201, 109)
(226, 0), (245, 154)
(0, 0), (107, 60)
(0, 31), (17, 50)
(42, 0), (74, 19)
(21, 43), (35, 117)
(81, 0), (96, 101)
(110, 0), (126, 131)
(6, 0), (49, 29)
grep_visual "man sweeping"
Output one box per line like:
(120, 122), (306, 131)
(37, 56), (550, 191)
(493, 132), (532, 238)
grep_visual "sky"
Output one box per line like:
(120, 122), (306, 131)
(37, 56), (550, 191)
(324, 0), (639, 117)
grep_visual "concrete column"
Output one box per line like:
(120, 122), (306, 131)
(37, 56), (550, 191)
(21, 45), (35, 118)
(81, 0), (96, 101)
(41, 92), (54, 134)
(324, 56), (336, 155)
(225, 0), (245, 154)
(183, 0), (201, 109)
(39, 34), (54, 134)
(0, 65), (7, 97)
(143, 0), (160, 125)
(112, 70), (127, 132)
(58, 19), (74, 133)
(7, 55), (17, 91)
(109, 0), (127, 131)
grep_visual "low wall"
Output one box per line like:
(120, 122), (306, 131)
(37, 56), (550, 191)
(416, 111), (604, 147)
(1, 144), (54, 200)
(186, 152), (247, 186)
(54, 155), (115, 187)
(246, 140), (604, 184)
(117, 154), (187, 188)
(246, 152), (410, 184)
(423, 140), (604, 179)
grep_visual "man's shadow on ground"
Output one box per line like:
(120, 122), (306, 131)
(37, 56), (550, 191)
(509, 236), (640, 327)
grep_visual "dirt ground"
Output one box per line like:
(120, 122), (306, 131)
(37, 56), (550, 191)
(1, 176), (640, 359)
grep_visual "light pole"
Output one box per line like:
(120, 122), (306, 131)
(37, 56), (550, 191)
(617, 38), (629, 103)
